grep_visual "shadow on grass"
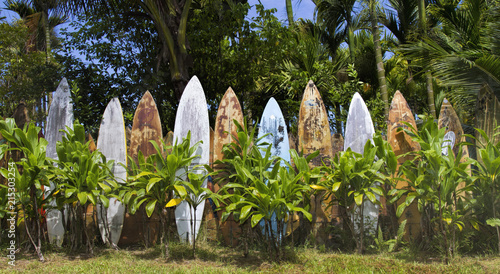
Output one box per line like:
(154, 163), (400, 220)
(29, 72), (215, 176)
(126, 240), (304, 270)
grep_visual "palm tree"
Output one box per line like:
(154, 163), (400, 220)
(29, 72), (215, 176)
(314, 0), (361, 62)
(403, 0), (500, 121)
(62, 0), (208, 101)
(5, 0), (67, 62)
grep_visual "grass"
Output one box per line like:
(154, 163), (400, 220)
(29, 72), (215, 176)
(1, 241), (499, 273)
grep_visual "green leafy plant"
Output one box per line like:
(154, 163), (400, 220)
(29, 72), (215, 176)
(314, 140), (384, 254)
(472, 126), (500, 254)
(0, 118), (52, 262)
(398, 116), (473, 262)
(51, 122), (118, 255)
(124, 131), (200, 259)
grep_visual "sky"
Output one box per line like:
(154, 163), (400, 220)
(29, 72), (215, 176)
(247, 0), (316, 22)
(1, 1), (317, 31)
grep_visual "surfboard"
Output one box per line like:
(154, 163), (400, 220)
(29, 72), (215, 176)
(476, 84), (500, 151)
(212, 87), (244, 246)
(45, 78), (74, 247)
(87, 134), (97, 152)
(344, 92), (378, 230)
(122, 91), (162, 246)
(387, 90), (421, 239)
(298, 80), (333, 243)
(298, 80), (333, 166)
(438, 98), (471, 191)
(173, 76), (210, 244)
(96, 98), (126, 246)
(257, 97), (290, 238)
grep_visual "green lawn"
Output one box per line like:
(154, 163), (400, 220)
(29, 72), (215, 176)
(0, 243), (499, 273)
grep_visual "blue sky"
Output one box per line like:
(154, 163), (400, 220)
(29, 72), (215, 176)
(1, 1), (317, 31)
(247, 0), (316, 22)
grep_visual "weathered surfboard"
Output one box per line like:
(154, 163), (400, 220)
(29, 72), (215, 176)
(298, 80), (333, 166)
(438, 98), (471, 190)
(387, 91), (421, 239)
(476, 84), (500, 151)
(298, 81), (332, 243)
(122, 91), (162, 246)
(212, 87), (244, 246)
(45, 78), (74, 247)
(173, 76), (210, 244)
(344, 92), (378, 228)
(96, 98), (126, 246)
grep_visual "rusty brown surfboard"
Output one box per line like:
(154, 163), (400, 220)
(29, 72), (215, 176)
(213, 87), (244, 246)
(298, 80), (333, 243)
(387, 91), (421, 239)
(121, 91), (162, 246)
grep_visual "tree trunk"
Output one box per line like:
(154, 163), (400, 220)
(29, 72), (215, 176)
(286, 0), (294, 26)
(44, 10), (50, 63)
(371, 0), (389, 120)
(418, 0), (436, 118)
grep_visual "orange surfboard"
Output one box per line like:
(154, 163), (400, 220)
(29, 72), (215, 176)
(387, 91), (421, 239)
(298, 80), (333, 243)
(121, 91), (163, 246)
(213, 87), (244, 246)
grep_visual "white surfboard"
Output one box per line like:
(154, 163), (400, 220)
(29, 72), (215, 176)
(173, 76), (210, 244)
(45, 78), (74, 246)
(257, 97), (290, 238)
(96, 97), (126, 246)
(344, 92), (378, 230)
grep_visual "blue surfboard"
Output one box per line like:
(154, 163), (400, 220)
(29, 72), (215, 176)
(257, 97), (290, 239)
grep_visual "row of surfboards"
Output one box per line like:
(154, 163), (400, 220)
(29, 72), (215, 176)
(44, 75), (499, 246)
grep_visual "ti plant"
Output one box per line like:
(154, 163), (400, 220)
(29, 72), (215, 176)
(399, 116), (473, 262)
(52, 122), (118, 255)
(315, 140), (384, 254)
(471, 126), (500, 254)
(0, 119), (52, 262)
(124, 131), (200, 259)
(181, 172), (219, 257)
(213, 120), (312, 259)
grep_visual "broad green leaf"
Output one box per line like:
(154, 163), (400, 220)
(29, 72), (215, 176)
(240, 205), (252, 220)
(145, 200), (157, 217)
(77, 192), (88, 205)
(251, 213), (264, 227)
(486, 218), (500, 227)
